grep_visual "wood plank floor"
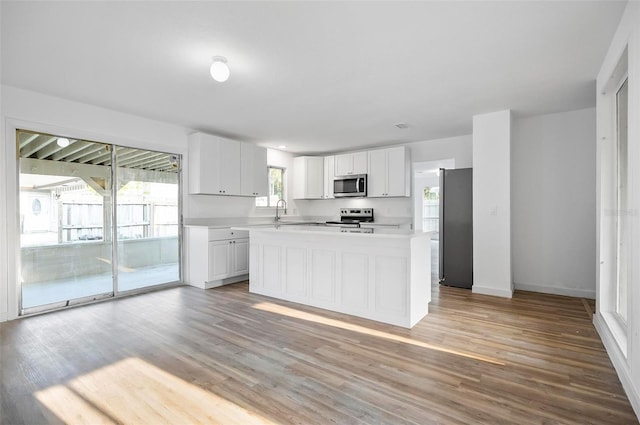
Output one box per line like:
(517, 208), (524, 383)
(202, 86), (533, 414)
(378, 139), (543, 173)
(1, 282), (637, 425)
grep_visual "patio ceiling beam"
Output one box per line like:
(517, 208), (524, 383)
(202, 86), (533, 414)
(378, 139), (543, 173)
(20, 136), (57, 158)
(120, 153), (166, 169)
(65, 145), (104, 162)
(51, 141), (94, 161)
(114, 149), (149, 163)
(18, 133), (39, 150)
(36, 140), (69, 160)
(76, 146), (112, 164)
(20, 158), (110, 180)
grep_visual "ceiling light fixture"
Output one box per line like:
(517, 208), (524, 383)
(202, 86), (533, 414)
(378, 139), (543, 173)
(210, 56), (230, 82)
(57, 137), (70, 148)
(278, 145), (287, 149)
(394, 123), (409, 129)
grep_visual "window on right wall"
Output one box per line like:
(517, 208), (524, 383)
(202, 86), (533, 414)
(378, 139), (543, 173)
(615, 76), (628, 324)
(255, 166), (285, 207)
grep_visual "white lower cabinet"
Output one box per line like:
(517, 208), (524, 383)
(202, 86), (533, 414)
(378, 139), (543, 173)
(232, 239), (249, 275)
(208, 240), (231, 281)
(208, 238), (249, 281)
(187, 227), (249, 289)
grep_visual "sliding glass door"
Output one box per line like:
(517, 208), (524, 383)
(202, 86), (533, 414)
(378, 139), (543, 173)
(17, 130), (181, 315)
(115, 146), (180, 293)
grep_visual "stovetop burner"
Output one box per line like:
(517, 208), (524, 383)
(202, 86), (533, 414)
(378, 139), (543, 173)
(325, 208), (374, 227)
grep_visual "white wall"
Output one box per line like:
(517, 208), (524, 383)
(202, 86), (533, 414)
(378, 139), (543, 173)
(594, 1), (640, 420)
(405, 135), (472, 168)
(512, 108), (596, 298)
(472, 110), (513, 298)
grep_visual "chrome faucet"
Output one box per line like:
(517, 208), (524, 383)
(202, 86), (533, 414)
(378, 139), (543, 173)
(274, 199), (287, 222)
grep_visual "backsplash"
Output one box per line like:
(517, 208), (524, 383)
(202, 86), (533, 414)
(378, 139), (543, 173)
(294, 197), (412, 221)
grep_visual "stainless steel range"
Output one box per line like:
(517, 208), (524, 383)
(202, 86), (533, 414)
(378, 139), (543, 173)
(325, 208), (374, 228)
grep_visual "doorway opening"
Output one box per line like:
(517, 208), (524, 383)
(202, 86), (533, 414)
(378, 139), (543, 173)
(413, 159), (454, 285)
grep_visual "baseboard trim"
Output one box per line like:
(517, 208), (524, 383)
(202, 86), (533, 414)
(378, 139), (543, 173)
(593, 313), (640, 421)
(0, 311), (7, 322)
(203, 274), (248, 289)
(472, 285), (513, 298)
(514, 283), (595, 299)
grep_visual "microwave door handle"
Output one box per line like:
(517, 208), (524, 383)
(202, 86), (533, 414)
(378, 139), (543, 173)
(356, 177), (361, 192)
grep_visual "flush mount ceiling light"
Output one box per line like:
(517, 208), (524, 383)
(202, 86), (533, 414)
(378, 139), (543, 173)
(394, 123), (409, 129)
(278, 145), (287, 149)
(57, 137), (70, 148)
(210, 56), (230, 82)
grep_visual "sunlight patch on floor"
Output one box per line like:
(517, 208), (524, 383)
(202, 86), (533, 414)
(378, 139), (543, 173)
(253, 301), (505, 366)
(35, 357), (277, 425)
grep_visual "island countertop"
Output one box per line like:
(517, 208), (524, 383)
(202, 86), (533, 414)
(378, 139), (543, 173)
(232, 224), (431, 239)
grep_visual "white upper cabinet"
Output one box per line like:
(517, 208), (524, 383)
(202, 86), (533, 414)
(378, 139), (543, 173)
(323, 155), (335, 199)
(367, 146), (410, 197)
(368, 149), (387, 197)
(189, 132), (267, 197)
(334, 151), (368, 176)
(240, 143), (268, 197)
(188, 133), (241, 195)
(293, 156), (324, 199)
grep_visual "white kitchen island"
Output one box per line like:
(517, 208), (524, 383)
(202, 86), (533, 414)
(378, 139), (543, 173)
(241, 225), (432, 329)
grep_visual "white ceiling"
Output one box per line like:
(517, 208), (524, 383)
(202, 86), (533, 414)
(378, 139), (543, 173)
(0, 1), (626, 154)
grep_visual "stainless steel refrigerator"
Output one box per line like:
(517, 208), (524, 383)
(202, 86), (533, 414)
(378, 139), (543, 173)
(439, 168), (473, 289)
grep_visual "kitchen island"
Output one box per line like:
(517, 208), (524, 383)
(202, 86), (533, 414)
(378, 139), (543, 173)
(239, 225), (432, 328)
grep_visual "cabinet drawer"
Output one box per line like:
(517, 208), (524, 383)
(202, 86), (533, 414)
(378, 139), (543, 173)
(208, 228), (249, 241)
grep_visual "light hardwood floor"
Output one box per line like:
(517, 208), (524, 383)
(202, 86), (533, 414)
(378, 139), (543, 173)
(1, 282), (637, 425)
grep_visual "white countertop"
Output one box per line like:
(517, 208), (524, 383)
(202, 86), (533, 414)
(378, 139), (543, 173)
(232, 224), (431, 239)
(183, 218), (319, 228)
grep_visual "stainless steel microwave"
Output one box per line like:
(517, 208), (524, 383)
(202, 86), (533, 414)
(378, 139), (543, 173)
(334, 174), (367, 197)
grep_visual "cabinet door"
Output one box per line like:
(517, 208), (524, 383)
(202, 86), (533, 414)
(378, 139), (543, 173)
(292, 157), (306, 199)
(293, 157), (324, 199)
(208, 240), (232, 281)
(367, 149), (387, 197)
(232, 239), (249, 275)
(217, 139), (241, 195)
(240, 144), (268, 196)
(323, 156), (335, 199)
(352, 152), (368, 174)
(306, 157), (324, 199)
(386, 147), (408, 196)
(334, 154), (352, 176)
(188, 133), (220, 194)
(252, 147), (268, 196)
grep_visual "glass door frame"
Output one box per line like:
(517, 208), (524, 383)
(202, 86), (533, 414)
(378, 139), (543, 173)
(15, 129), (183, 316)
